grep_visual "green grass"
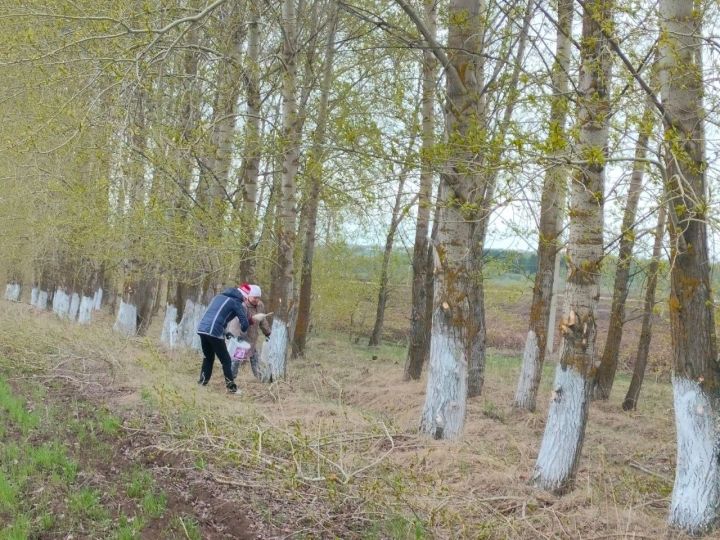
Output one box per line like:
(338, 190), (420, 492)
(0, 378), (38, 434)
(0, 369), (202, 539)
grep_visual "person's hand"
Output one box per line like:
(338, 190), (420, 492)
(251, 312), (273, 323)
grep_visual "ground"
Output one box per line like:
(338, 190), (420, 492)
(0, 289), (699, 539)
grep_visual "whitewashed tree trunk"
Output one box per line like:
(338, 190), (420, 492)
(532, 0), (612, 493)
(177, 299), (204, 350)
(514, 0), (572, 411)
(266, 0), (300, 380)
(93, 287), (103, 310)
(77, 295), (94, 325)
(36, 290), (49, 310)
(31, 287), (39, 307)
(420, 309), (468, 439)
(160, 303), (179, 348)
(669, 378), (720, 532)
(113, 300), (137, 336)
(260, 318), (290, 383)
(4, 283), (21, 302)
(659, 0), (720, 532)
(532, 364), (592, 492)
(52, 288), (71, 318)
(68, 293), (80, 321)
(402, 0), (484, 438)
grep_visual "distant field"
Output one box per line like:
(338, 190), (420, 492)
(324, 273), (675, 377)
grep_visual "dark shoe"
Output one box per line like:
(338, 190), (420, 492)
(227, 382), (238, 394)
(197, 374), (208, 386)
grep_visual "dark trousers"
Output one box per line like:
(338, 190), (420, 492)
(199, 334), (236, 390)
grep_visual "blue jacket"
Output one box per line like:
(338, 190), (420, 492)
(197, 288), (250, 338)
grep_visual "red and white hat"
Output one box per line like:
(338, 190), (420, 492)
(248, 284), (262, 298)
(238, 283), (262, 298)
(238, 282), (252, 298)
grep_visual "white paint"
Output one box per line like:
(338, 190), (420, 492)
(260, 318), (289, 382)
(177, 299), (205, 350)
(160, 304), (179, 348)
(514, 330), (540, 410)
(113, 300), (137, 336)
(93, 288), (103, 310)
(4, 283), (21, 302)
(52, 289), (71, 318)
(77, 296), (94, 324)
(531, 364), (589, 492)
(68, 293), (80, 321)
(419, 314), (468, 440)
(36, 290), (49, 310)
(668, 377), (720, 533)
(31, 287), (39, 307)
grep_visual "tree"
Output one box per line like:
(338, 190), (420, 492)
(293, 4), (339, 358)
(622, 203), (665, 411)
(593, 95), (655, 399)
(659, 0), (720, 531)
(531, 0), (613, 493)
(513, 0), (573, 411)
(404, 0), (437, 381)
(262, 0), (301, 382)
(409, 0), (486, 439)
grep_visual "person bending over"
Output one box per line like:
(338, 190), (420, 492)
(196, 286), (266, 393)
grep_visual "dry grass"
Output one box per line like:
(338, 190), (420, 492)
(0, 299), (696, 539)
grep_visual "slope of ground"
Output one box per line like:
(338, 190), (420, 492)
(0, 299), (693, 539)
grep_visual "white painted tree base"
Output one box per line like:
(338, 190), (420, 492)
(177, 299), (204, 350)
(52, 289), (71, 318)
(36, 290), (49, 310)
(68, 293), (80, 321)
(113, 300), (137, 336)
(668, 377), (720, 534)
(160, 304), (179, 348)
(260, 318), (288, 383)
(4, 283), (21, 302)
(31, 287), (39, 307)
(77, 296), (94, 324)
(531, 364), (590, 493)
(419, 315), (468, 440)
(514, 330), (540, 410)
(93, 288), (103, 310)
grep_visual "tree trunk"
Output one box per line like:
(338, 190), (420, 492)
(404, 0), (437, 380)
(514, 0), (573, 411)
(368, 165), (412, 347)
(593, 102), (654, 399)
(418, 0), (484, 440)
(532, 0), (612, 494)
(466, 0), (535, 398)
(622, 204), (665, 411)
(262, 0), (300, 383)
(659, 0), (720, 532)
(293, 5), (338, 358)
(236, 2), (262, 282)
(4, 282), (21, 302)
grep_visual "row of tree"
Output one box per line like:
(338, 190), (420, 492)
(1, 0), (719, 534)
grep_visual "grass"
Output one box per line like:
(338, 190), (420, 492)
(0, 365), (192, 539)
(0, 296), (694, 539)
